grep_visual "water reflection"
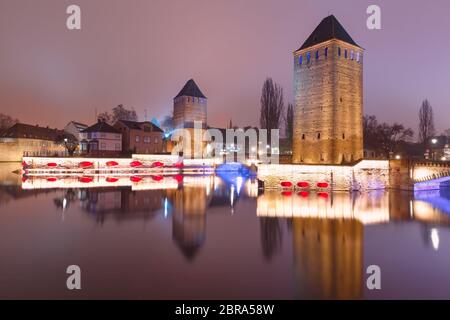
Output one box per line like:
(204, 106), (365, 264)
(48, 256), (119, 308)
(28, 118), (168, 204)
(1, 163), (450, 299)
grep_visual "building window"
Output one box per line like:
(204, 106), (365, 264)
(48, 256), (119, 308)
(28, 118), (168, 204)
(302, 134), (305, 140)
(115, 143), (121, 150)
(344, 49), (348, 59)
(306, 52), (311, 63)
(350, 50), (354, 60)
(342, 133), (345, 140)
(154, 137), (158, 144)
(338, 47), (341, 56)
(298, 55), (303, 65)
(315, 50), (319, 60)
(317, 133), (321, 140)
(136, 136), (140, 143)
(356, 52), (361, 62)
(325, 47), (328, 57)
(100, 142), (106, 150)
(144, 137), (150, 144)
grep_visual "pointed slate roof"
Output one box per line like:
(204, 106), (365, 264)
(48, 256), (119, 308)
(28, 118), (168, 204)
(297, 15), (359, 51)
(175, 79), (206, 99)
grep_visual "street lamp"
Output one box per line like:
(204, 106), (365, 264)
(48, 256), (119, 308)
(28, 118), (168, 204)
(431, 138), (438, 145)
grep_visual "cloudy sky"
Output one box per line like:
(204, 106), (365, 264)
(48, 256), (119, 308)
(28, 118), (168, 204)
(0, 0), (449, 136)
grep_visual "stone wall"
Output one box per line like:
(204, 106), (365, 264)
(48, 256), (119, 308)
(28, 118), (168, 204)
(257, 160), (389, 191)
(0, 138), (66, 162)
(292, 40), (363, 165)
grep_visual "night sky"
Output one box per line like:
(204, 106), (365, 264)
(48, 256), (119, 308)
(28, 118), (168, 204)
(0, 0), (449, 136)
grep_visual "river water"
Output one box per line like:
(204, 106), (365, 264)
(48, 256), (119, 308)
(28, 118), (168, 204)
(0, 163), (449, 299)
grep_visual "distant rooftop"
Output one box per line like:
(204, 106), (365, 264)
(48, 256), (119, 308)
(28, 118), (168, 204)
(116, 120), (164, 133)
(0, 123), (66, 141)
(68, 121), (88, 128)
(297, 15), (360, 51)
(82, 121), (121, 134)
(175, 79), (206, 99)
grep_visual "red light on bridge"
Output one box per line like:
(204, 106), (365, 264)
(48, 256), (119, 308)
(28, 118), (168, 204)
(297, 181), (310, 188)
(106, 161), (119, 167)
(151, 161), (164, 168)
(106, 177), (119, 183)
(174, 162), (184, 169)
(130, 176), (143, 182)
(151, 175), (164, 181)
(79, 161), (94, 168)
(47, 162), (58, 168)
(174, 174), (183, 182)
(318, 192), (329, 199)
(280, 181), (293, 188)
(317, 182), (329, 188)
(130, 161), (143, 168)
(298, 191), (309, 198)
(282, 191), (293, 197)
(79, 176), (94, 183)
(47, 177), (58, 182)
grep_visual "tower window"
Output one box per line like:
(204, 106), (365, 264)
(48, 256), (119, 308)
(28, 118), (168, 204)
(342, 133), (345, 140)
(302, 134), (305, 140)
(317, 133), (321, 140)
(307, 52), (311, 63)
(350, 50), (354, 60)
(338, 47), (341, 56)
(299, 55), (303, 65)
(325, 47), (328, 57)
(356, 52), (361, 62)
(344, 49), (348, 59)
(315, 50), (319, 60)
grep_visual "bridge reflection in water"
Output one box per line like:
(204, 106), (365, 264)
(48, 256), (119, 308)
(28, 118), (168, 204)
(257, 190), (450, 299)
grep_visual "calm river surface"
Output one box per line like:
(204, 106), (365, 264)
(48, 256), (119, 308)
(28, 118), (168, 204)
(0, 163), (450, 299)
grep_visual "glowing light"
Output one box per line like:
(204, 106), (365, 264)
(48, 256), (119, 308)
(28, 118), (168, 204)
(62, 198), (67, 211)
(441, 156), (447, 161)
(164, 198), (168, 218)
(236, 176), (243, 195)
(431, 138), (438, 144)
(230, 185), (235, 207)
(395, 155), (401, 160)
(431, 228), (439, 251)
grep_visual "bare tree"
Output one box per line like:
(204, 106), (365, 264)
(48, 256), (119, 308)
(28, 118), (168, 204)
(0, 113), (18, 131)
(443, 128), (450, 138)
(97, 104), (138, 124)
(260, 78), (284, 137)
(418, 99), (435, 144)
(285, 103), (294, 143)
(363, 115), (414, 157)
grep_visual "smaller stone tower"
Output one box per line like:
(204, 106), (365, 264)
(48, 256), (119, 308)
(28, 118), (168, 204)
(173, 79), (207, 158)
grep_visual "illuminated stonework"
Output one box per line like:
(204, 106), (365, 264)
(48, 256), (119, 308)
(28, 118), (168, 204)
(257, 160), (389, 191)
(292, 16), (364, 165)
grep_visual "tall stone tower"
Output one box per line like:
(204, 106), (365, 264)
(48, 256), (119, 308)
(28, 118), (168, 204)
(292, 15), (364, 165)
(173, 79), (207, 158)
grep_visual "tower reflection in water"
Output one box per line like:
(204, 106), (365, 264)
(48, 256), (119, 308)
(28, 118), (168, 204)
(257, 190), (450, 300)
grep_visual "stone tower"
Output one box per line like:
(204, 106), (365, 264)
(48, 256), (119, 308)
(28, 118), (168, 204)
(173, 79), (207, 158)
(292, 15), (364, 165)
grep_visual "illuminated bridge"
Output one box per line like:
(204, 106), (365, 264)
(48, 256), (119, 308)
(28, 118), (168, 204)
(408, 161), (450, 191)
